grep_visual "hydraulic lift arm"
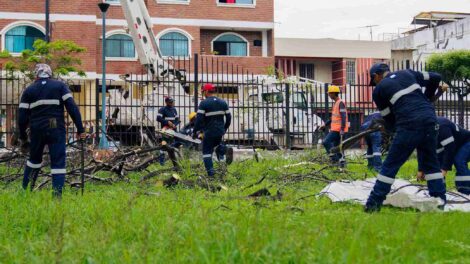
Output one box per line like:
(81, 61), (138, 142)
(119, 0), (184, 83)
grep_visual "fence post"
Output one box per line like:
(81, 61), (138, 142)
(324, 83), (330, 119)
(458, 94), (465, 127)
(285, 83), (291, 149)
(95, 78), (100, 145)
(193, 53), (199, 111)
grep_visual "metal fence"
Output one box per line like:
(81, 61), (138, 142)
(1, 56), (469, 150)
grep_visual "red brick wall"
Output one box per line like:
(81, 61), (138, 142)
(106, 0), (273, 22)
(332, 59), (345, 86)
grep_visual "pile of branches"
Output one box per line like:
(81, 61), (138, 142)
(0, 142), (181, 191)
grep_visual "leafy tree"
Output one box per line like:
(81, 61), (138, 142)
(0, 39), (87, 81)
(427, 50), (470, 96)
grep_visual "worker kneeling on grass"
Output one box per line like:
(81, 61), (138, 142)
(365, 63), (447, 212)
(417, 117), (470, 195)
(157, 96), (180, 165)
(18, 64), (85, 198)
(193, 83), (233, 178)
(360, 112), (383, 172)
(322, 85), (349, 166)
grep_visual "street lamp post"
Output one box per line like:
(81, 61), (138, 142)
(98, 2), (110, 149)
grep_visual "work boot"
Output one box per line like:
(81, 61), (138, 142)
(364, 203), (381, 213)
(226, 147), (234, 165)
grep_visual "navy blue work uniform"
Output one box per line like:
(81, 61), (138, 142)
(360, 112), (383, 172)
(436, 117), (470, 194)
(366, 69), (446, 209)
(194, 96), (232, 177)
(18, 78), (84, 195)
(156, 106), (180, 165)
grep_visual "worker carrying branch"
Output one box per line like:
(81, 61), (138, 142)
(417, 117), (470, 195)
(322, 85), (349, 165)
(157, 96), (180, 165)
(18, 64), (85, 198)
(365, 63), (447, 212)
(193, 84), (233, 178)
(360, 112), (383, 172)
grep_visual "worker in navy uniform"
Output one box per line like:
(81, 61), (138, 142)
(18, 64), (85, 198)
(193, 83), (233, 177)
(365, 63), (447, 212)
(417, 117), (470, 195)
(156, 96), (180, 165)
(360, 112), (383, 172)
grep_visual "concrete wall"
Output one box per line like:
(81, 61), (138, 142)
(392, 17), (470, 62)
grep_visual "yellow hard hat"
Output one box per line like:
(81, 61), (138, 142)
(189, 112), (197, 120)
(328, 85), (341, 93)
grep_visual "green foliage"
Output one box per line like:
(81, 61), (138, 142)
(427, 50), (470, 85)
(0, 152), (468, 262)
(1, 39), (87, 81)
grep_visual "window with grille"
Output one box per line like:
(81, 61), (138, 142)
(159, 32), (189, 57)
(105, 34), (135, 58)
(346, 60), (356, 84)
(5, 26), (45, 53)
(299, 64), (314, 80)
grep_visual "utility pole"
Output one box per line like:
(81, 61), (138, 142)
(359, 25), (379, 41)
(45, 0), (50, 42)
(98, 2), (110, 149)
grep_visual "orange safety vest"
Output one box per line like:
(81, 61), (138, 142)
(331, 98), (349, 132)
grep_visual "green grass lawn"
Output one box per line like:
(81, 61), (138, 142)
(1, 150), (469, 263)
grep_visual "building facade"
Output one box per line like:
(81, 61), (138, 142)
(275, 38), (391, 86)
(392, 12), (470, 63)
(0, 0), (275, 78)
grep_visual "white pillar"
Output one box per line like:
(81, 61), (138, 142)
(262, 30), (268, 57)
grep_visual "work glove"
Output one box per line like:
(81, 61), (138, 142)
(20, 140), (30, 154)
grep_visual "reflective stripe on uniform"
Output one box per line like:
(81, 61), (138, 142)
(51, 169), (66, 174)
(436, 147), (444, 154)
(27, 161), (42, 169)
(377, 174), (395, 184)
(205, 111), (226, 117)
(389, 84), (421, 104)
(165, 117), (176, 121)
(197, 110), (205, 114)
(62, 93), (73, 101)
(30, 99), (60, 109)
(441, 136), (454, 146)
(455, 124), (460, 132)
(365, 155), (374, 158)
(225, 110), (230, 114)
(455, 176), (470, 182)
(203, 154), (212, 158)
(425, 173), (444, 181)
(339, 109), (346, 113)
(380, 107), (391, 116)
(422, 71), (430, 81)
(157, 114), (163, 117)
(19, 103), (30, 109)
(373, 152), (381, 156)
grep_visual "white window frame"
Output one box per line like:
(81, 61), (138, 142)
(157, 0), (190, 5)
(105, 0), (121, 6)
(156, 28), (193, 59)
(103, 30), (138, 61)
(211, 32), (250, 57)
(216, 0), (256, 8)
(0, 21), (46, 57)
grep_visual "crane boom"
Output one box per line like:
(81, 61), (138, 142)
(119, 0), (176, 78)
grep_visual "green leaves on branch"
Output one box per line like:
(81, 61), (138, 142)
(0, 39), (87, 81)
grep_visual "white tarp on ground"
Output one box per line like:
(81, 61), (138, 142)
(320, 179), (470, 212)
